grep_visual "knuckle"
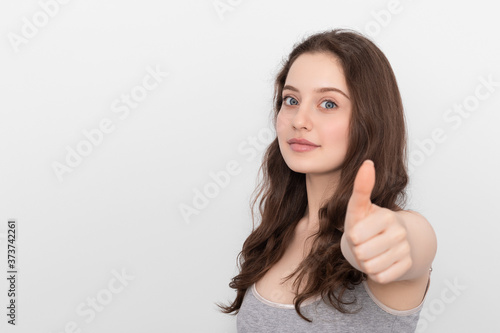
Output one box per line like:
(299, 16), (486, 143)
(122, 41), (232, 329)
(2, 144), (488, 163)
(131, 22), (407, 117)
(381, 210), (393, 225)
(364, 262), (375, 274)
(372, 273), (385, 284)
(392, 228), (406, 242)
(400, 227), (408, 238)
(346, 233), (355, 244)
(353, 247), (364, 259)
(401, 242), (411, 255)
(349, 231), (359, 244)
(405, 257), (413, 270)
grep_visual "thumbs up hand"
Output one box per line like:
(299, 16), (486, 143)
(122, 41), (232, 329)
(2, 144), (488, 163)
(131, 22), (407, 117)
(341, 160), (412, 284)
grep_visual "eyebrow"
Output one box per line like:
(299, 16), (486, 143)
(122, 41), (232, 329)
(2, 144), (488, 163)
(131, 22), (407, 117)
(283, 85), (350, 100)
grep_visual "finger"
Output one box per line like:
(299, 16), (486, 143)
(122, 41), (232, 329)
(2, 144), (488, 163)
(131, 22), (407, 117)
(352, 230), (394, 261)
(345, 160), (376, 226)
(369, 257), (413, 284)
(349, 208), (391, 244)
(361, 241), (411, 275)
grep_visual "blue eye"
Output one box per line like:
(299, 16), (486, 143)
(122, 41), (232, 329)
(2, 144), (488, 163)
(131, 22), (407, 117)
(320, 100), (337, 109)
(284, 96), (299, 106)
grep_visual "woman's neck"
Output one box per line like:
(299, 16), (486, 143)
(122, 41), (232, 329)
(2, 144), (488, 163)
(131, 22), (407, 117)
(303, 171), (340, 233)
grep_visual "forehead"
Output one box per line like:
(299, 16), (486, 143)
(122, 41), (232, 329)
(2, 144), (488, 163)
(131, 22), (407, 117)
(285, 52), (348, 92)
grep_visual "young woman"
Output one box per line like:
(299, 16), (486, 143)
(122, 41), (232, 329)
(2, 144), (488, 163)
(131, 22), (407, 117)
(217, 29), (437, 332)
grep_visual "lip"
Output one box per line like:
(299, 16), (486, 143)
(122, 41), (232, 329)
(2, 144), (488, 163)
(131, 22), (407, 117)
(287, 138), (319, 146)
(287, 138), (320, 152)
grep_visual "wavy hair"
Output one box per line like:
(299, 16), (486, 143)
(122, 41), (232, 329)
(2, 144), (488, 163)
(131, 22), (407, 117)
(216, 28), (409, 322)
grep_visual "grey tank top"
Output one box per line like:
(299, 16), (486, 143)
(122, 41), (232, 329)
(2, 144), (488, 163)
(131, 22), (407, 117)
(237, 276), (430, 332)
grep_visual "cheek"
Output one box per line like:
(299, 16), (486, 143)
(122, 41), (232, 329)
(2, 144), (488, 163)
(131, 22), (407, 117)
(322, 120), (350, 146)
(276, 111), (287, 136)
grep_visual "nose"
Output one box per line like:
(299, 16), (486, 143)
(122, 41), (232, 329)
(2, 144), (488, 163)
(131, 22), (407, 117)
(291, 103), (312, 131)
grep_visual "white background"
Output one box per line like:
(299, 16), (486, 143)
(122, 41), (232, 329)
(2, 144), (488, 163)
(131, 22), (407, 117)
(0, 0), (499, 332)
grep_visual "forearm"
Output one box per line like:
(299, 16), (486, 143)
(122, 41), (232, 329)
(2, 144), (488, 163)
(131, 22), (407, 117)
(394, 210), (437, 281)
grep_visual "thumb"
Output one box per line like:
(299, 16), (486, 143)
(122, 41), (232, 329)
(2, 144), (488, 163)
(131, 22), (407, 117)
(345, 159), (376, 227)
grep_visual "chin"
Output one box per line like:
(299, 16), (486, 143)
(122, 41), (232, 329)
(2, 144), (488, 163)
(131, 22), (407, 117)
(284, 158), (344, 176)
(284, 161), (323, 174)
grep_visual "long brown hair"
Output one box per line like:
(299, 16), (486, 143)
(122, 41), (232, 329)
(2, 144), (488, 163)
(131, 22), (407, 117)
(216, 28), (409, 322)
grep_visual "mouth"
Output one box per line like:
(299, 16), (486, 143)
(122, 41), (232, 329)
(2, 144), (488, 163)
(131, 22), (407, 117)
(287, 138), (319, 146)
(287, 138), (320, 152)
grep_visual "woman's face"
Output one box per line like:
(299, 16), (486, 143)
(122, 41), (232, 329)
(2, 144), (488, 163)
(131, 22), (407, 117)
(276, 52), (352, 176)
